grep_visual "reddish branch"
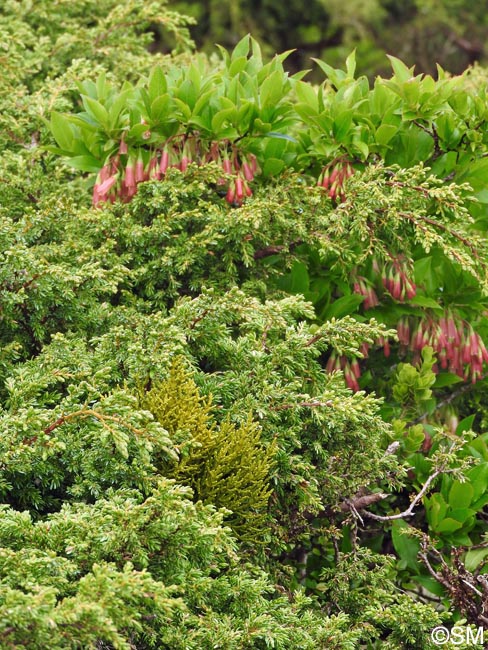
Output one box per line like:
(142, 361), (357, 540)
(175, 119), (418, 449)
(23, 409), (145, 446)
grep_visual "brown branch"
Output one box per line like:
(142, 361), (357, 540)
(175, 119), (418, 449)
(24, 408), (145, 446)
(304, 333), (322, 347)
(188, 309), (209, 329)
(400, 211), (482, 262)
(385, 180), (431, 197)
(253, 245), (285, 260)
(339, 492), (388, 513)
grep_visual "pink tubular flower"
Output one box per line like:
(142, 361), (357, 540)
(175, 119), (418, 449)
(97, 175), (117, 196)
(242, 161), (254, 182)
(124, 159), (136, 189)
(235, 176), (244, 202)
(225, 184), (235, 205)
(180, 156), (189, 172)
(159, 150), (169, 176)
(222, 158), (232, 175)
(135, 154), (145, 183)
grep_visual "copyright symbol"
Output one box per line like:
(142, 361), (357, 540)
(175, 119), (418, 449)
(431, 626), (450, 645)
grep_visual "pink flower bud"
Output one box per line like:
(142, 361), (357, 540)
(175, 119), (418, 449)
(235, 176), (244, 201)
(159, 150), (169, 175)
(226, 184), (235, 205)
(135, 156), (145, 183)
(180, 156), (189, 172)
(124, 159), (136, 190)
(242, 161), (254, 182)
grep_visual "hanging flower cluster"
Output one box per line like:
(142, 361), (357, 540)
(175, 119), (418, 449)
(325, 351), (361, 391)
(397, 312), (488, 383)
(381, 256), (417, 302)
(317, 160), (354, 201)
(353, 276), (380, 310)
(326, 311), (488, 393)
(92, 134), (259, 208)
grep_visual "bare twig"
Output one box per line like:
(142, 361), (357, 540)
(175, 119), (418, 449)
(361, 469), (442, 521)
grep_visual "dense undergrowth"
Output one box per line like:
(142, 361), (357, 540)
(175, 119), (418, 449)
(1, 1), (488, 648)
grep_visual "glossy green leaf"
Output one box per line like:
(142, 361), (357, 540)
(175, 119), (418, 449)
(148, 66), (167, 102)
(436, 517), (463, 533)
(66, 155), (102, 172)
(391, 520), (420, 572)
(50, 112), (75, 152)
(82, 96), (109, 129)
(322, 295), (364, 320)
(387, 55), (415, 82)
(465, 547), (488, 572)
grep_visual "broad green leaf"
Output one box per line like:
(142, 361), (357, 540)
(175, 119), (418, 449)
(260, 70), (286, 108)
(333, 109), (353, 142)
(150, 94), (171, 124)
(375, 123), (398, 146)
(231, 34), (250, 60)
(448, 507), (475, 524)
(50, 112), (74, 152)
(262, 157), (285, 176)
(229, 56), (248, 77)
(82, 95), (109, 128)
(172, 97), (192, 121)
(466, 463), (488, 502)
(108, 90), (132, 129)
(391, 520), (420, 572)
(322, 294), (364, 320)
(211, 107), (238, 133)
(175, 79), (198, 111)
(95, 71), (108, 100)
(433, 373), (463, 388)
(449, 481), (474, 508)
(345, 50), (356, 78)
(409, 295), (442, 310)
(295, 81), (318, 110)
(426, 492), (448, 529)
(193, 90), (216, 117)
(148, 66), (167, 102)
(436, 517), (463, 533)
(465, 547), (488, 572)
(456, 158), (488, 191)
(312, 58), (346, 87)
(387, 55), (414, 82)
(289, 262), (310, 293)
(412, 575), (445, 597)
(66, 155), (102, 172)
(456, 415), (476, 436)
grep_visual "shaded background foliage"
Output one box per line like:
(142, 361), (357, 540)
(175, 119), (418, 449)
(168, 0), (487, 79)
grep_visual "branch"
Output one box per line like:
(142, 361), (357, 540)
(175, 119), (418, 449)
(189, 309), (209, 329)
(24, 408), (145, 446)
(253, 245), (285, 259)
(361, 469), (442, 521)
(400, 211), (484, 264)
(269, 399), (333, 411)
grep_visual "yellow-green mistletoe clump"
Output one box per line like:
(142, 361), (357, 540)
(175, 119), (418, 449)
(140, 358), (275, 545)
